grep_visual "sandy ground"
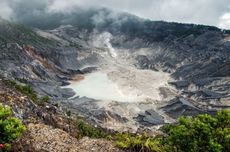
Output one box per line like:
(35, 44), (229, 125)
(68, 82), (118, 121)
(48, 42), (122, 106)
(107, 66), (171, 101)
(68, 53), (171, 103)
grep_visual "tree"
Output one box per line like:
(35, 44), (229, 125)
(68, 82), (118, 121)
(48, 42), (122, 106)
(162, 110), (230, 152)
(0, 104), (26, 151)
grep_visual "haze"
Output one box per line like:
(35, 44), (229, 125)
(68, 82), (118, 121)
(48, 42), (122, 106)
(0, 0), (230, 29)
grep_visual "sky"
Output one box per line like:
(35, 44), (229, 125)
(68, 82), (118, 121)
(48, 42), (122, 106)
(1, 0), (230, 29)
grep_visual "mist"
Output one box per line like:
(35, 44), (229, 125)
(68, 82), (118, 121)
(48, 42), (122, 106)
(0, 0), (230, 29)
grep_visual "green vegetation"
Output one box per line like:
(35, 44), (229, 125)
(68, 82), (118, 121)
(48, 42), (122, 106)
(162, 110), (230, 152)
(6, 80), (50, 106)
(0, 104), (26, 151)
(13, 23), (55, 44)
(0, 20), (55, 45)
(7, 80), (38, 102)
(4, 80), (229, 152)
(40, 95), (50, 104)
(115, 133), (164, 152)
(74, 110), (230, 152)
(115, 110), (230, 152)
(66, 110), (72, 117)
(76, 117), (108, 139)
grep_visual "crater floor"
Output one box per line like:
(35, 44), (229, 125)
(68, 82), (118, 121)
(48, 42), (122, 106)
(64, 47), (176, 132)
(68, 68), (171, 103)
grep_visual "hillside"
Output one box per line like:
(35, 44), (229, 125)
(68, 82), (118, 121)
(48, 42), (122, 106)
(0, 78), (121, 151)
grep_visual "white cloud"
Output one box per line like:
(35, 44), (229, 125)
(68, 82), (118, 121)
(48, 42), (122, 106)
(0, 1), (13, 19)
(47, 0), (230, 29)
(219, 13), (230, 29)
(47, 0), (77, 13)
(0, 0), (230, 29)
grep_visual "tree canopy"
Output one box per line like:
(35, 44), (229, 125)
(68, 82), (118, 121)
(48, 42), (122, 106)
(162, 110), (230, 152)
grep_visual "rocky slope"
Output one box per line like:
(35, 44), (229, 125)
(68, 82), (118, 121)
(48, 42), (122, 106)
(17, 123), (120, 152)
(0, 78), (121, 152)
(0, 9), (230, 132)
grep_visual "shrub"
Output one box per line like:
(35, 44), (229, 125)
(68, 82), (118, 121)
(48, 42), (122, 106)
(40, 95), (50, 103)
(115, 110), (230, 152)
(6, 80), (38, 102)
(76, 117), (108, 139)
(38, 95), (50, 106)
(115, 133), (164, 152)
(162, 110), (230, 152)
(6, 80), (51, 106)
(66, 111), (71, 117)
(0, 104), (26, 151)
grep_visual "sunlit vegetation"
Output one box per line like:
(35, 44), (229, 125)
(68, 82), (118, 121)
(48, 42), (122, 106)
(6, 80), (50, 106)
(0, 104), (26, 151)
(75, 117), (108, 139)
(74, 110), (230, 152)
(115, 110), (230, 152)
(115, 133), (164, 152)
(4, 80), (229, 152)
(161, 110), (230, 152)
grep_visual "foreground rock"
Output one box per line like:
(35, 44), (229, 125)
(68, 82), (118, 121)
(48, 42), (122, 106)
(0, 79), (120, 152)
(15, 123), (121, 152)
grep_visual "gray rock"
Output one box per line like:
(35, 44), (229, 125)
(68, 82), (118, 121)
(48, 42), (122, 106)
(136, 109), (164, 126)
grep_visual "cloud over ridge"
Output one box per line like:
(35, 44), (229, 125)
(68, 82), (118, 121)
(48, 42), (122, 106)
(0, 0), (230, 29)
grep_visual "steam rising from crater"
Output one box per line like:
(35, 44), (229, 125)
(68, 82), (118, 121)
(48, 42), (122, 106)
(91, 32), (117, 58)
(104, 33), (117, 58)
